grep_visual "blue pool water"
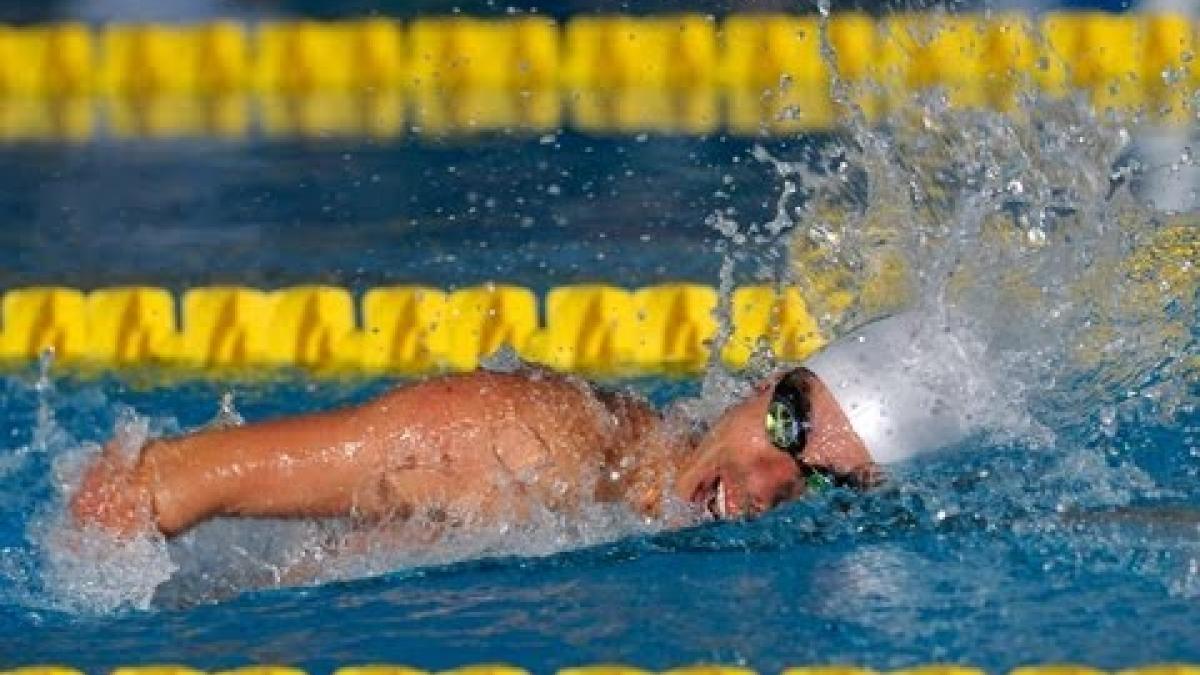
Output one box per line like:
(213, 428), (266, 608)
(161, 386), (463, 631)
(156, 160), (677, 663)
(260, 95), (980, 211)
(0, 133), (779, 291)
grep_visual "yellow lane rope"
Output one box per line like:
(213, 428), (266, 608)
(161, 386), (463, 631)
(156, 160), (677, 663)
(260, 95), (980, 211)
(3, 664), (1200, 675)
(0, 12), (1194, 139)
(0, 284), (824, 375)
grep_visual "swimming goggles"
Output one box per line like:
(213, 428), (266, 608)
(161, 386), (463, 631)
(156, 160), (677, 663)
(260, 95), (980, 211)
(765, 367), (834, 492)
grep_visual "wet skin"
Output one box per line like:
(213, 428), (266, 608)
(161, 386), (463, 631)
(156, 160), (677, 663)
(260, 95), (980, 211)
(70, 368), (876, 540)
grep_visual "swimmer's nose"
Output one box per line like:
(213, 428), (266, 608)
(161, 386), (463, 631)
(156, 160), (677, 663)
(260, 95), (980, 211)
(741, 452), (804, 514)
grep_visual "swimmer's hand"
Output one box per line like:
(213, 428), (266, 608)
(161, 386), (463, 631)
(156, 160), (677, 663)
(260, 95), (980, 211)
(69, 441), (156, 538)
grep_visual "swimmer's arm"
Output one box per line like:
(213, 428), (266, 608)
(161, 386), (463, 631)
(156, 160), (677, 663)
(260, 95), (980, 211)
(141, 403), (398, 535)
(73, 391), (434, 537)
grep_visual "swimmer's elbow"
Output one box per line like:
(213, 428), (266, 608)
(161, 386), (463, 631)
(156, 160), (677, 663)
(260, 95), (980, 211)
(68, 441), (158, 538)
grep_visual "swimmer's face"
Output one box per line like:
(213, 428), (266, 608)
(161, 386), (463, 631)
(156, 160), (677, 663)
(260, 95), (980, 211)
(673, 372), (874, 520)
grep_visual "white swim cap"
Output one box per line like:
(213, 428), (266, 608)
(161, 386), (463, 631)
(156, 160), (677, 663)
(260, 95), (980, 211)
(803, 311), (974, 464)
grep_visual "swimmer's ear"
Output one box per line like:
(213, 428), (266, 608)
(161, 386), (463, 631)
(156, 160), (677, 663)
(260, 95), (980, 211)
(848, 462), (884, 488)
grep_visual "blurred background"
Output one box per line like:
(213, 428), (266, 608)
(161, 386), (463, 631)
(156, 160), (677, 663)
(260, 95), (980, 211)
(0, 0), (1191, 295)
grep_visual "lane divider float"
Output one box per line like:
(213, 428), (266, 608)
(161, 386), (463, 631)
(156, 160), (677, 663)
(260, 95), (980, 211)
(0, 12), (1194, 139)
(0, 284), (825, 375)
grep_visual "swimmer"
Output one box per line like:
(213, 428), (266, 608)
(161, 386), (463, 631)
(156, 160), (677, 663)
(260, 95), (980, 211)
(71, 312), (970, 540)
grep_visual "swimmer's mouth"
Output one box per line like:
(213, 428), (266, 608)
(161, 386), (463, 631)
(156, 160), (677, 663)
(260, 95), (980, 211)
(705, 477), (728, 520)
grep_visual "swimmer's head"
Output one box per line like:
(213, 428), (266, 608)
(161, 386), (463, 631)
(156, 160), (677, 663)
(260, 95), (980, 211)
(673, 368), (873, 520)
(675, 311), (974, 520)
